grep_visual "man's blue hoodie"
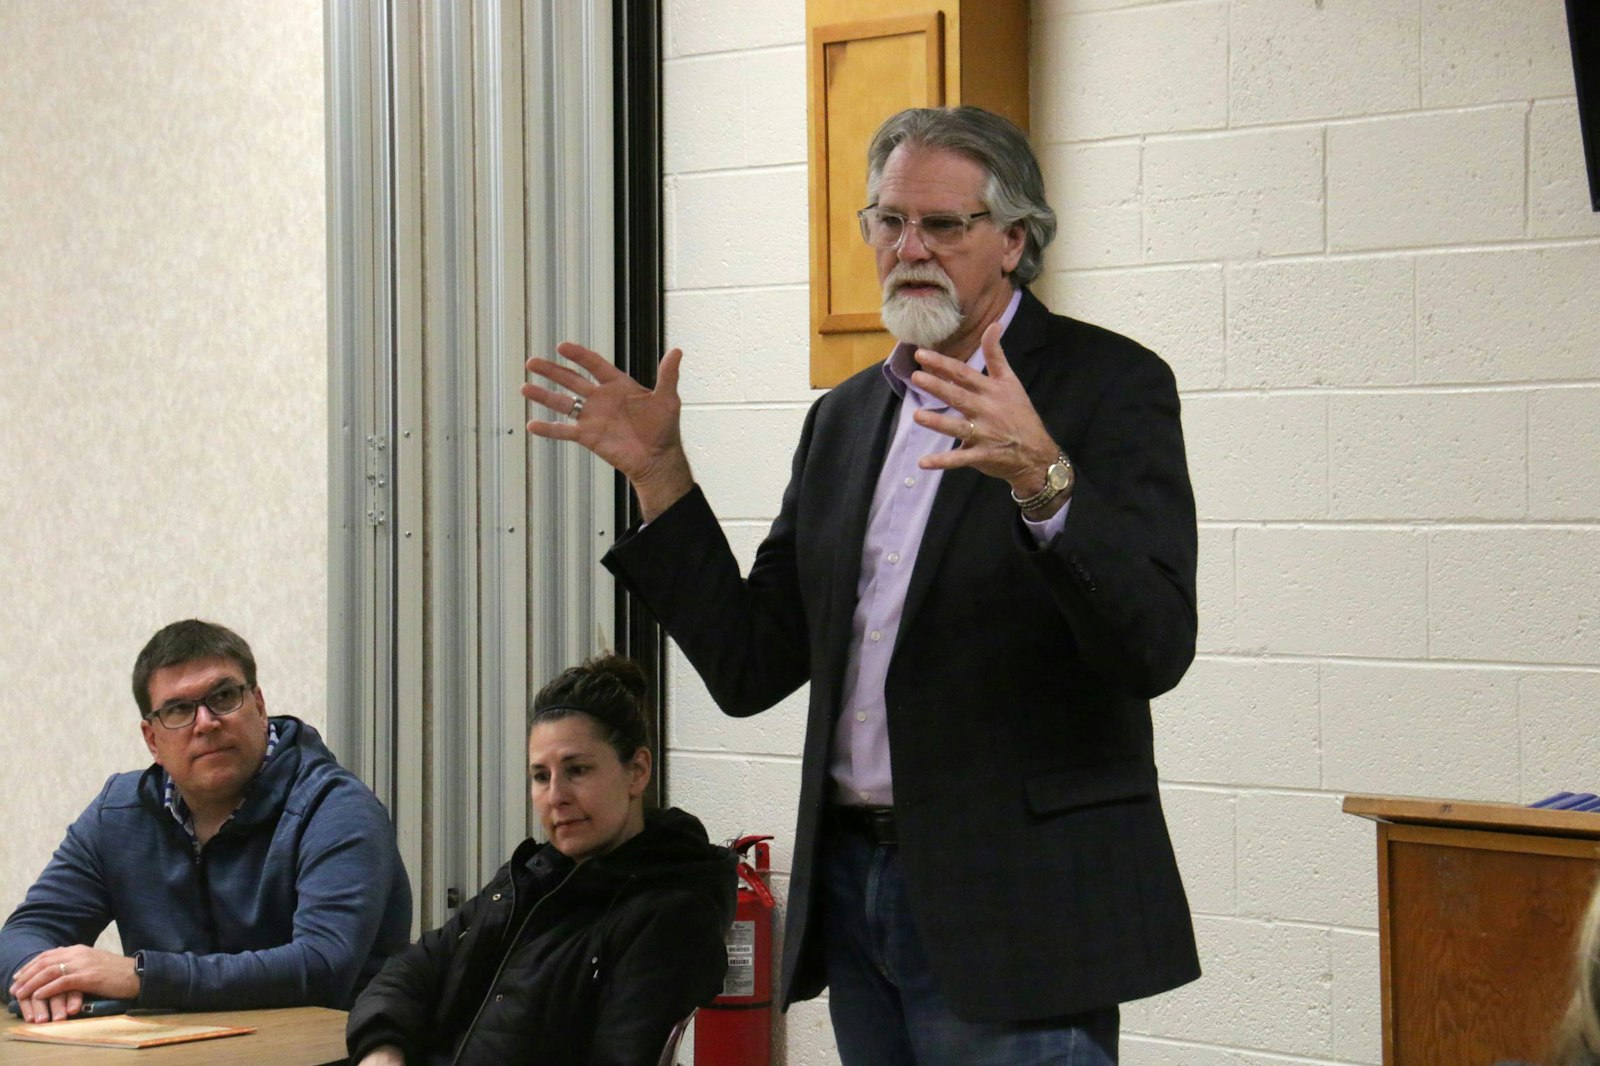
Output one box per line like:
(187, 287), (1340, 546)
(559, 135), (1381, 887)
(0, 716), (411, 1010)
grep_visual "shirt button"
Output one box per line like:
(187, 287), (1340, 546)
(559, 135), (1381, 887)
(870, 630), (882, 642)
(856, 711), (867, 722)
(904, 476), (916, 488)
(886, 552), (900, 564)
(858, 791), (872, 802)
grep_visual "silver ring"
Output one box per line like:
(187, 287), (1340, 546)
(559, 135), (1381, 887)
(58, 963), (67, 976)
(570, 396), (586, 419)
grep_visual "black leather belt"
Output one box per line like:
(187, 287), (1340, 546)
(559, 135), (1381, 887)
(829, 805), (898, 845)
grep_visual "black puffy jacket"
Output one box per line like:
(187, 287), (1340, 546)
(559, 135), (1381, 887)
(346, 808), (736, 1066)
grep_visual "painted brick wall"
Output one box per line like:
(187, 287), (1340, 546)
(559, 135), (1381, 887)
(662, 2), (1600, 1063)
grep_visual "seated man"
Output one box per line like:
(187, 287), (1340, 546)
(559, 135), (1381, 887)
(1, 619), (412, 1022)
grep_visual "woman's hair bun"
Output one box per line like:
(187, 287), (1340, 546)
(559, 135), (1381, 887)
(579, 654), (648, 702)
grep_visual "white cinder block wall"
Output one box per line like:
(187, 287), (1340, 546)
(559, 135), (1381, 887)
(661, 1), (1600, 1063)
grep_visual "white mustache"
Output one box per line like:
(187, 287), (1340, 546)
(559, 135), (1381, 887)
(883, 263), (957, 300)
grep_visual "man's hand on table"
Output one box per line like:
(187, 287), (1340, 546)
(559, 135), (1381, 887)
(9, 946), (138, 1023)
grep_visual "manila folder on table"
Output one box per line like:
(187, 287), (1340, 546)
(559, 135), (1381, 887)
(4, 1015), (255, 1049)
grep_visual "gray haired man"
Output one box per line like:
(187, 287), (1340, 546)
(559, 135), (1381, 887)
(524, 107), (1200, 1064)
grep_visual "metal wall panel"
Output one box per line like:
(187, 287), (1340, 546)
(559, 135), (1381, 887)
(327, 0), (616, 930)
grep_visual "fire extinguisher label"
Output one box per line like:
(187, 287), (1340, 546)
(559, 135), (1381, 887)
(721, 919), (756, 997)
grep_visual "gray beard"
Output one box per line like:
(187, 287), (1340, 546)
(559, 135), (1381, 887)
(881, 288), (964, 350)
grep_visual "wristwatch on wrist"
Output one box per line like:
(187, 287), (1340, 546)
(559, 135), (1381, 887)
(1011, 452), (1074, 514)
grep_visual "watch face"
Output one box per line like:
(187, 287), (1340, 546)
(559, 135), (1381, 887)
(1048, 460), (1072, 491)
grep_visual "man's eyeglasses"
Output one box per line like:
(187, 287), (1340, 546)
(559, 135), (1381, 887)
(857, 207), (992, 251)
(145, 682), (251, 730)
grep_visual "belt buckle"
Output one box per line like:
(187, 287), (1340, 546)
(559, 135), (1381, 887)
(831, 804), (897, 845)
(861, 806), (896, 846)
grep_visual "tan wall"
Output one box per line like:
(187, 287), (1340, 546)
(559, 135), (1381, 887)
(0, 0), (328, 929)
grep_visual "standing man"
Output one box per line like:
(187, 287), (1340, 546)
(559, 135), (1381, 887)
(2, 619), (412, 1022)
(523, 107), (1199, 1064)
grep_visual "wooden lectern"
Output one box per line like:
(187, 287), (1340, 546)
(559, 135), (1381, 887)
(1344, 794), (1600, 1066)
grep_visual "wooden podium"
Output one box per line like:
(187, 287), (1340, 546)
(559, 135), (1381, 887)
(1344, 795), (1600, 1066)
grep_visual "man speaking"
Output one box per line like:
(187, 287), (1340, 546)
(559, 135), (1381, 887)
(523, 106), (1200, 1064)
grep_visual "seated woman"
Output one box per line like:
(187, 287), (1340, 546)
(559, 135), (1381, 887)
(346, 655), (736, 1066)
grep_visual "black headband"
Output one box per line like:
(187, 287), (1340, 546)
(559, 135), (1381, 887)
(532, 702), (594, 718)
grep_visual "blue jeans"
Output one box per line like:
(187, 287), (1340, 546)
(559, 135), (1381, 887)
(820, 829), (1119, 1066)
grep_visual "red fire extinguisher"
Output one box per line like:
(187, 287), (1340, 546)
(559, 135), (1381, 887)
(695, 834), (775, 1066)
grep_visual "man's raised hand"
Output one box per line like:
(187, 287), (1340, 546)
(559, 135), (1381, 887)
(909, 322), (1062, 503)
(522, 342), (695, 520)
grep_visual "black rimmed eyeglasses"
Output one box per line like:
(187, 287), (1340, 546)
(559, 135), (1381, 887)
(144, 682), (251, 730)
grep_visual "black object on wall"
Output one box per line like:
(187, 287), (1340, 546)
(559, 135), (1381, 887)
(613, 0), (669, 806)
(1569, 0), (1600, 211)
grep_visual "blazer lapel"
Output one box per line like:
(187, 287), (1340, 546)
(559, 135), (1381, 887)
(898, 289), (1056, 635)
(815, 378), (900, 707)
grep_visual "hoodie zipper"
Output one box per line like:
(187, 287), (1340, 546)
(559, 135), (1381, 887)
(448, 862), (578, 1066)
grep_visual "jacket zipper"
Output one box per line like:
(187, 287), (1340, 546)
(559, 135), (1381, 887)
(447, 863), (577, 1066)
(192, 838), (219, 950)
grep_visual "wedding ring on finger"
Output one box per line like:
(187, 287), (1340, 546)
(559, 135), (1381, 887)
(962, 419), (977, 447)
(570, 396), (586, 419)
(58, 963), (67, 976)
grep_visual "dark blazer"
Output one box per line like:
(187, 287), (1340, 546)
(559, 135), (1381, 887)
(605, 289), (1201, 1022)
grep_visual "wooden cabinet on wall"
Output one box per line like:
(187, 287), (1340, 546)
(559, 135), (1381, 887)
(806, 0), (1029, 387)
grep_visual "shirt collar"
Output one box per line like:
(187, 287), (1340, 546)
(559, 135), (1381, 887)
(881, 287), (1023, 403)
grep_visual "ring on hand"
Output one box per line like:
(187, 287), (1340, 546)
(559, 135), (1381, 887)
(570, 396), (586, 419)
(962, 419), (977, 447)
(58, 963), (67, 976)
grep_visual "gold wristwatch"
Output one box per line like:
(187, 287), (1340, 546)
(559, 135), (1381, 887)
(1011, 452), (1074, 514)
